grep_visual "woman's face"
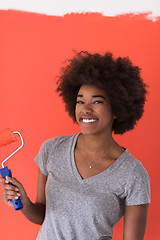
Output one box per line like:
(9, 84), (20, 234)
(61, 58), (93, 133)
(75, 85), (114, 136)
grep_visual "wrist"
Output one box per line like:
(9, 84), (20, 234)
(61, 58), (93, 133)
(20, 196), (32, 212)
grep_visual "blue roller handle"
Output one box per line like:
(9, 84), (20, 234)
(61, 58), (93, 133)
(0, 166), (23, 210)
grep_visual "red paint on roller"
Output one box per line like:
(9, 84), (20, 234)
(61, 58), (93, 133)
(0, 128), (17, 147)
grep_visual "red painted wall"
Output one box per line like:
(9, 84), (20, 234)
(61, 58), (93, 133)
(0, 10), (159, 239)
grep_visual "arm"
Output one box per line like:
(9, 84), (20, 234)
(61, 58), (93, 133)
(0, 168), (47, 225)
(21, 168), (47, 224)
(123, 204), (149, 240)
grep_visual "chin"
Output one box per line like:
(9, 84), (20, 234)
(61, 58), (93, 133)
(80, 129), (100, 136)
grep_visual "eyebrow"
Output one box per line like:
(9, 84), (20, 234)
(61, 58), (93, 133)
(77, 94), (106, 99)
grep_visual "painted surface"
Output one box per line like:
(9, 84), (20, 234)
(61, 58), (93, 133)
(0, 0), (160, 18)
(0, 10), (160, 239)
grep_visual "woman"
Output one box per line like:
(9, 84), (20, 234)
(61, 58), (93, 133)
(0, 51), (150, 240)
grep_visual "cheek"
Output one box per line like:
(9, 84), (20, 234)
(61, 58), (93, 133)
(98, 107), (114, 121)
(75, 105), (79, 121)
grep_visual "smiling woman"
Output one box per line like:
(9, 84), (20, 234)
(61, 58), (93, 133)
(75, 85), (114, 136)
(0, 51), (150, 240)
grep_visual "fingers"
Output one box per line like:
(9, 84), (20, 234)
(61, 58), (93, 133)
(0, 176), (23, 208)
(3, 182), (21, 200)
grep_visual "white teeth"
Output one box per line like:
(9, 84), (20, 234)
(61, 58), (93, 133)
(82, 119), (96, 123)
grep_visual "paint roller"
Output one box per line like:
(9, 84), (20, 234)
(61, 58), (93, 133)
(0, 128), (24, 210)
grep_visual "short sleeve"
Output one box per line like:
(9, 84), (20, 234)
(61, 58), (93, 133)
(125, 163), (151, 206)
(34, 142), (48, 176)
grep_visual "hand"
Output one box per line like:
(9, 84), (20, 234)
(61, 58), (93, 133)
(0, 176), (28, 208)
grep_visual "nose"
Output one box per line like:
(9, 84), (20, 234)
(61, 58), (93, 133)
(82, 103), (93, 115)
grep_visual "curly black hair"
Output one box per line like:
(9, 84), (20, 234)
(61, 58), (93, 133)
(56, 51), (147, 134)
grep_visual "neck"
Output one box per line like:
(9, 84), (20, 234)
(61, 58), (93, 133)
(79, 132), (115, 153)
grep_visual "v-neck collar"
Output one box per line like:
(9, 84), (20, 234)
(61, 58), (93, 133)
(70, 133), (128, 184)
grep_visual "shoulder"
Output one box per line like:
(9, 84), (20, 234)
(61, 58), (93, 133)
(41, 134), (79, 152)
(122, 150), (150, 205)
(122, 149), (149, 179)
(34, 134), (79, 175)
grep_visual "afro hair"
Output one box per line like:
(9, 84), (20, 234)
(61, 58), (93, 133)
(56, 51), (147, 134)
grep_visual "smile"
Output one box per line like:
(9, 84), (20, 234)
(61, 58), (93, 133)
(82, 118), (97, 123)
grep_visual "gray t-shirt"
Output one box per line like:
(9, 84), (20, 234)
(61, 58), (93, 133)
(35, 134), (150, 240)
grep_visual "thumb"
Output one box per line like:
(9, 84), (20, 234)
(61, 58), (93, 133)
(5, 176), (22, 189)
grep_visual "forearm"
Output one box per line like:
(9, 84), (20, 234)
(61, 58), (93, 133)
(21, 197), (45, 225)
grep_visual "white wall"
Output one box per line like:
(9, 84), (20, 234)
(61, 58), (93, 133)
(0, 0), (160, 18)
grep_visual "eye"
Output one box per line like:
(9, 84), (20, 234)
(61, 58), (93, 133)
(93, 100), (103, 104)
(76, 100), (84, 104)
